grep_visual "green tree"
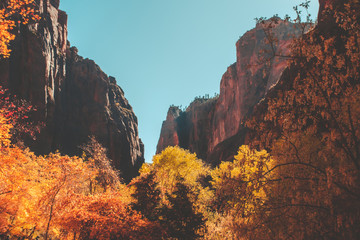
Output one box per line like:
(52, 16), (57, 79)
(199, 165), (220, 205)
(129, 171), (161, 221)
(159, 181), (204, 240)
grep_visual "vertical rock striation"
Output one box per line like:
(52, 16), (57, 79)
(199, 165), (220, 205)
(0, 0), (144, 182)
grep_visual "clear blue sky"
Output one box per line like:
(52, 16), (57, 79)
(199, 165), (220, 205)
(59, 0), (319, 162)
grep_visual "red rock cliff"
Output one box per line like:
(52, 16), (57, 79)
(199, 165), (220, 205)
(157, 19), (303, 164)
(0, 0), (144, 182)
(157, 0), (347, 165)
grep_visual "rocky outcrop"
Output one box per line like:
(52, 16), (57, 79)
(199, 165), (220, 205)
(157, 19), (303, 165)
(0, 0), (144, 182)
(157, 98), (217, 161)
(157, 106), (181, 152)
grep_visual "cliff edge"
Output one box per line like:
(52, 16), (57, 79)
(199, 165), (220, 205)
(0, 0), (144, 182)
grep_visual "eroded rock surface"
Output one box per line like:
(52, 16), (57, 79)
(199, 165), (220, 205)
(0, 0), (143, 182)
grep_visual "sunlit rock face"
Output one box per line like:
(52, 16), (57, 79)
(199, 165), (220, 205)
(210, 20), (302, 153)
(157, 19), (302, 164)
(0, 0), (144, 182)
(157, 0), (347, 166)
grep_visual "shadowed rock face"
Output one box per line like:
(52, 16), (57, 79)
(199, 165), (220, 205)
(157, 106), (181, 153)
(157, 19), (303, 165)
(0, 0), (144, 182)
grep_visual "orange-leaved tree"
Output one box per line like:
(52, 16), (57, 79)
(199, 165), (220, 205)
(0, 0), (40, 57)
(56, 191), (165, 240)
(0, 112), (98, 239)
(246, 1), (360, 239)
(0, 110), (45, 238)
(0, 101), (162, 239)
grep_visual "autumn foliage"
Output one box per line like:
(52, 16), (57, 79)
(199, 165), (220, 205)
(242, 1), (360, 239)
(132, 146), (211, 239)
(0, 109), (167, 239)
(0, 0), (40, 57)
(1, 0), (360, 239)
(57, 192), (164, 240)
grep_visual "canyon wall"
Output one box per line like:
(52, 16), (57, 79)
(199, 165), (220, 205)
(157, 19), (303, 165)
(157, 0), (344, 165)
(0, 0), (144, 182)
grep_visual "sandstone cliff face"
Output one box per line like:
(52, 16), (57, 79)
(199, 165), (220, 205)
(0, 0), (144, 182)
(157, 106), (181, 153)
(157, 20), (302, 164)
(210, 21), (298, 152)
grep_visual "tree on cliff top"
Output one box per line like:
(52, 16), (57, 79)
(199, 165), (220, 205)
(0, 0), (40, 57)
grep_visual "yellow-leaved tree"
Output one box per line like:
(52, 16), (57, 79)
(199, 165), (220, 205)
(207, 145), (276, 239)
(142, 146), (210, 194)
(133, 146), (213, 239)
